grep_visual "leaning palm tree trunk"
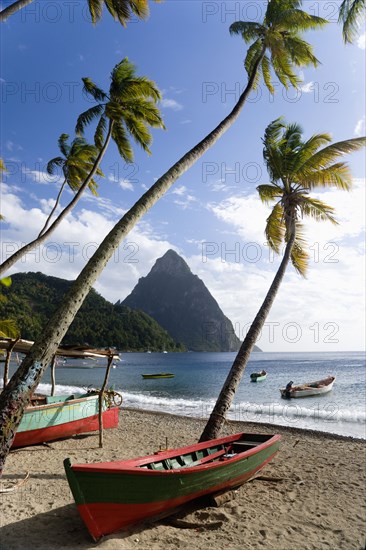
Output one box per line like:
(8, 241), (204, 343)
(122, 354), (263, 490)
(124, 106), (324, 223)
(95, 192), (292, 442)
(0, 50), (266, 474)
(0, 123), (113, 277)
(0, 0), (34, 21)
(199, 225), (296, 442)
(37, 179), (67, 238)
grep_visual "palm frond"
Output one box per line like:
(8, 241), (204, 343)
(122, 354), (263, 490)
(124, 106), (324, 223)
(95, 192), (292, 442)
(298, 162), (353, 191)
(298, 136), (366, 173)
(339, 0), (366, 43)
(0, 158), (6, 174)
(276, 9), (328, 32)
(271, 49), (302, 89)
(265, 202), (286, 253)
(87, 0), (103, 23)
(124, 98), (165, 128)
(261, 54), (274, 94)
(75, 104), (105, 135)
(123, 115), (152, 153)
(290, 221), (308, 277)
(111, 121), (134, 162)
(94, 115), (108, 149)
(57, 133), (70, 157)
(0, 319), (20, 338)
(47, 157), (64, 175)
(104, 0), (150, 26)
(300, 197), (338, 224)
(229, 21), (265, 42)
(244, 39), (263, 85)
(291, 133), (332, 172)
(283, 35), (320, 68)
(257, 184), (283, 204)
(81, 77), (108, 102)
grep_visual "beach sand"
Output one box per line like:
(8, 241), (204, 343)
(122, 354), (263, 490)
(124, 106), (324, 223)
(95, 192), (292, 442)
(0, 409), (365, 550)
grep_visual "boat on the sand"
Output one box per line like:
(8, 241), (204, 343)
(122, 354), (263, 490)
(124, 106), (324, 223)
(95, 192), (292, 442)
(12, 391), (121, 448)
(64, 431), (281, 540)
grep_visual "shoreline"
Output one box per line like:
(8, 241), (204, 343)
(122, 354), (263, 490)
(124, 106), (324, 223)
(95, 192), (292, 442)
(1, 408), (365, 549)
(124, 406), (366, 442)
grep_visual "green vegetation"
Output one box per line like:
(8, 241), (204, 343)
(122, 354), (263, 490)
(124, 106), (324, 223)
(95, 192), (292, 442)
(0, 272), (185, 352)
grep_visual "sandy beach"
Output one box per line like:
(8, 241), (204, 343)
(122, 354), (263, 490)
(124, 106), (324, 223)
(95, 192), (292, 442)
(0, 409), (365, 550)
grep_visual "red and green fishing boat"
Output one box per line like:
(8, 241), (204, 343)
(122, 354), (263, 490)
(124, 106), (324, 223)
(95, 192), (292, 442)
(12, 391), (121, 448)
(64, 431), (281, 540)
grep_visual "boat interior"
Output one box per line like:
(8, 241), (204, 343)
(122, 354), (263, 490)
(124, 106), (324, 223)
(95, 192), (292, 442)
(141, 434), (272, 471)
(29, 393), (83, 406)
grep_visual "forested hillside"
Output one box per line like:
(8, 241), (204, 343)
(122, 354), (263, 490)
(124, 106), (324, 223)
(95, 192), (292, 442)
(0, 272), (185, 352)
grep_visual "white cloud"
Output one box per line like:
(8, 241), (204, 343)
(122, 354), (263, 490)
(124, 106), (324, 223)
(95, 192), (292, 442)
(300, 81), (315, 93)
(201, 180), (365, 350)
(160, 98), (183, 111)
(118, 179), (134, 191)
(0, 181), (177, 307)
(171, 185), (186, 196)
(23, 168), (61, 185)
(357, 32), (366, 50)
(354, 115), (366, 136)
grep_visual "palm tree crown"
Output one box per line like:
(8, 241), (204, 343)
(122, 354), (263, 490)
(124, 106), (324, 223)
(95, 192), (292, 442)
(36, 134), (105, 237)
(230, 0), (328, 93)
(87, 0), (161, 26)
(76, 57), (165, 162)
(258, 117), (366, 275)
(47, 133), (104, 196)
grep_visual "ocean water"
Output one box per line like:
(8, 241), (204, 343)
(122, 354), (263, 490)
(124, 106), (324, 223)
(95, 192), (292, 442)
(4, 351), (366, 439)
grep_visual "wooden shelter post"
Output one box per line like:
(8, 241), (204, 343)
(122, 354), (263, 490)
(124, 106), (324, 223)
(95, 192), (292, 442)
(99, 352), (114, 448)
(3, 338), (20, 389)
(50, 355), (57, 396)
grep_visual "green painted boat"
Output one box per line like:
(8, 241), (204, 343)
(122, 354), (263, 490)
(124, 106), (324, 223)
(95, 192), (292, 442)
(250, 370), (267, 382)
(12, 391), (121, 448)
(64, 431), (281, 540)
(141, 373), (174, 379)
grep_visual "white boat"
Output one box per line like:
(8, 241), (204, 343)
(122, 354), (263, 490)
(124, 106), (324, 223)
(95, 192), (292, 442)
(280, 376), (335, 398)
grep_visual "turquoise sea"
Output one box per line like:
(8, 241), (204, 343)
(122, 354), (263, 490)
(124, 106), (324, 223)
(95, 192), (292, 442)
(5, 350), (366, 439)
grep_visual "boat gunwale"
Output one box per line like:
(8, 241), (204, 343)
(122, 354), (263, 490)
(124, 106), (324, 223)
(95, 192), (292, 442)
(70, 433), (281, 475)
(25, 393), (110, 413)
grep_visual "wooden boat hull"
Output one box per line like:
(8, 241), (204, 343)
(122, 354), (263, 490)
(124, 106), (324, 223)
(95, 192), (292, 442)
(280, 376), (335, 398)
(64, 432), (281, 540)
(141, 373), (174, 379)
(250, 371), (267, 382)
(12, 393), (119, 448)
(250, 375), (267, 382)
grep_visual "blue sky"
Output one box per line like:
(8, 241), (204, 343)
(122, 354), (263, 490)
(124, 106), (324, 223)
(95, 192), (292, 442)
(1, 1), (365, 351)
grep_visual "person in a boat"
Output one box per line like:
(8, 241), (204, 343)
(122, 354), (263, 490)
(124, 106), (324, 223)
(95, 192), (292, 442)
(285, 381), (293, 398)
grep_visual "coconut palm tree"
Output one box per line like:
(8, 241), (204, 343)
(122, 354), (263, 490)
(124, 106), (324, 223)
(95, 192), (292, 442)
(199, 118), (366, 442)
(0, 58), (164, 276)
(39, 134), (103, 237)
(339, 0), (366, 43)
(0, 2), (329, 472)
(0, 0), (160, 24)
(0, 3), (327, 277)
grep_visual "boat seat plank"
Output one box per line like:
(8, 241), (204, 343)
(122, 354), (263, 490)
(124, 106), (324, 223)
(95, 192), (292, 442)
(188, 448), (227, 467)
(233, 441), (260, 447)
